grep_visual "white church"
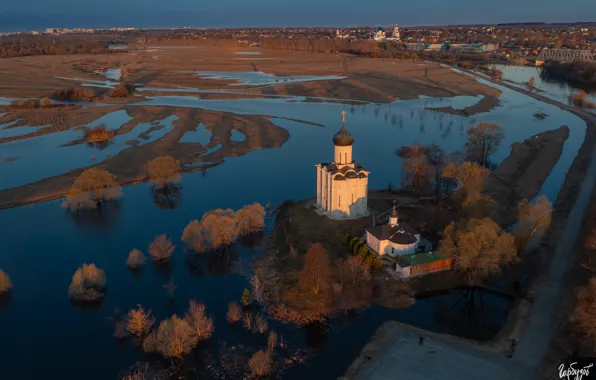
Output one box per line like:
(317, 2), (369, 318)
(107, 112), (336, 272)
(315, 111), (428, 258)
(315, 112), (369, 219)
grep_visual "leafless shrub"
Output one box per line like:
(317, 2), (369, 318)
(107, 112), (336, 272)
(570, 278), (596, 348)
(126, 249), (145, 269)
(255, 313), (268, 334)
(227, 302), (242, 323)
(569, 90), (596, 109)
(0, 269), (12, 294)
(119, 368), (146, 380)
(243, 311), (253, 331)
(148, 234), (175, 262)
(108, 82), (135, 98)
(184, 300), (214, 341)
(267, 331), (278, 352)
(249, 350), (272, 377)
(147, 156), (181, 189)
(181, 220), (205, 253)
(142, 315), (197, 359)
(126, 305), (155, 338)
(236, 203), (266, 235)
(201, 209), (238, 250)
(52, 87), (95, 101)
(67, 263), (106, 302)
(84, 123), (116, 142)
(62, 168), (122, 210)
(250, 275), (264, 304)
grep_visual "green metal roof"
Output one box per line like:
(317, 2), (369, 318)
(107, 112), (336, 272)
(399, 251), (449, 267)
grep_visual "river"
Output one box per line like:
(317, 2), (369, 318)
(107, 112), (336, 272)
(0, 73), (588, 379)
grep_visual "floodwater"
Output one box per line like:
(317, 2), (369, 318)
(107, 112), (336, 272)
(491, 64), (596, 105)
(102, 68), (122, 82)
(196, 71), (346, 86)
(0, 76), (588, 379)
(234, 51), (262, 55)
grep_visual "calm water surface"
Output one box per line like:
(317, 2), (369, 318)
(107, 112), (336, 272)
(0, 78), (587, 379)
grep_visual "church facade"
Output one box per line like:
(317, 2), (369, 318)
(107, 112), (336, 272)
(315, 112), (369, 219)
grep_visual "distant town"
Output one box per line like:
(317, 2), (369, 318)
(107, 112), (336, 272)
(1, 23), (595, 61)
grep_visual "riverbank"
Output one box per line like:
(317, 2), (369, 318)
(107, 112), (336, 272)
(0, 106), (292, 209)
(0, 43), (500, 103)
(343, 69), (596, 380)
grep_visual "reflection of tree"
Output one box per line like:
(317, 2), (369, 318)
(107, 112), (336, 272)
(0, 292), (12, 310)
(86, 140), (114, 150)
(68, 200), (121, 229)
(184, 252), (206, 278)
(152, 184), (182, 210)
(205, 246), (238, 276)
(434, 288), (509, 341)
(238, 230), (265, 249)
(304, 322), (328, 349)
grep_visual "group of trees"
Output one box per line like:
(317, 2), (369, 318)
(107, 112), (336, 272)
(542, 59), (596, 89)
(398, 123), (503, 201)
(569, 90), (596, 109)
(51, 87), (96, 101)
(128, 300), (214, 359)
(259, 38), (387, 57)
(62, 156), (183, 211)
(181, 203), (266, 253)
(343, 234), (384, 270)
(0, 40), (114, 58)
(83, 124), (116, 143)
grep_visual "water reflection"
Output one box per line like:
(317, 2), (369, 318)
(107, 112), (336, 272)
(151, 184), (182, 210)
(67, 200), (122, 229)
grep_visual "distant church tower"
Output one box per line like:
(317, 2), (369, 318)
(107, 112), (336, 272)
(315, 111), (369, 219)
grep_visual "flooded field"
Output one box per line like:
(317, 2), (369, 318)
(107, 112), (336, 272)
(0, 66), (589, 379)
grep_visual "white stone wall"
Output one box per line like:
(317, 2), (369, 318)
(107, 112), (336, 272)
(334, 145), (353, 165)
(388, 241), (417, 256)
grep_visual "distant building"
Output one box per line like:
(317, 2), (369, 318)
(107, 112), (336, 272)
(387, 24), (401, 41)
(315, 112), (369, 219)
(372, 27), (386, 42)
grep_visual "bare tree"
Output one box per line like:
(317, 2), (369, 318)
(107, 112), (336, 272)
(236, 203), (266, 235)
(126, 305), (155, 339)
(227, 302), (242, 323)
(398, 142), (431, 193)
(184, 301), (215, 341)
(63, 168), (122, 210)
(181, 220), (205, 253)
(465, 123), (504, 167)
(249, 350), (272, 377)
(148, 234), (175, 262)
(570, 278), (596, 348)
(0, 269), (12, 295)
(250, 275), (265, 304)
(67, 263), (107, 302)
(490, 66), (503, 80)
(443, 161), (490, 203)
(299, 243), (331, 295)
(255, 313), (269, 334)
(439, 218), (518, 287)
(243, 311), (253, 331)
(527, 76), (536, 90)
(267, 331), (278, 352)
(147, 156), (181, 189)
(515, 195), (553, 252)
(142, 315), (197, 359)
(126, 249), (145, 269)
(341, 255), (368, 286)
(201, 209), (239, 250)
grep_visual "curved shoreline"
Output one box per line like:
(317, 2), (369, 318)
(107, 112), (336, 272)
(342, 69), (596, 380)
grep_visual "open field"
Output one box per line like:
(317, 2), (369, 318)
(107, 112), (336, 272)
(0, 41), (501, 103)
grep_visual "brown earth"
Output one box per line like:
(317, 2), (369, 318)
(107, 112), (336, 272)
(0, 106), (292, 209)
(482, 126), (569, 225)
(0, 42), (500, 102)
(426, 95), (501, 116)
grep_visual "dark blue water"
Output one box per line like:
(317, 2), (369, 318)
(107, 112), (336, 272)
(0, 83), (586, 379)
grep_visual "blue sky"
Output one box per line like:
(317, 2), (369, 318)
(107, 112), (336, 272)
(0, 0), (594, 31)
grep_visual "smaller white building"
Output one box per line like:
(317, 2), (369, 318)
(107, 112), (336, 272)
(365, 207), (423, 257)
(387, 24), (401, 41)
